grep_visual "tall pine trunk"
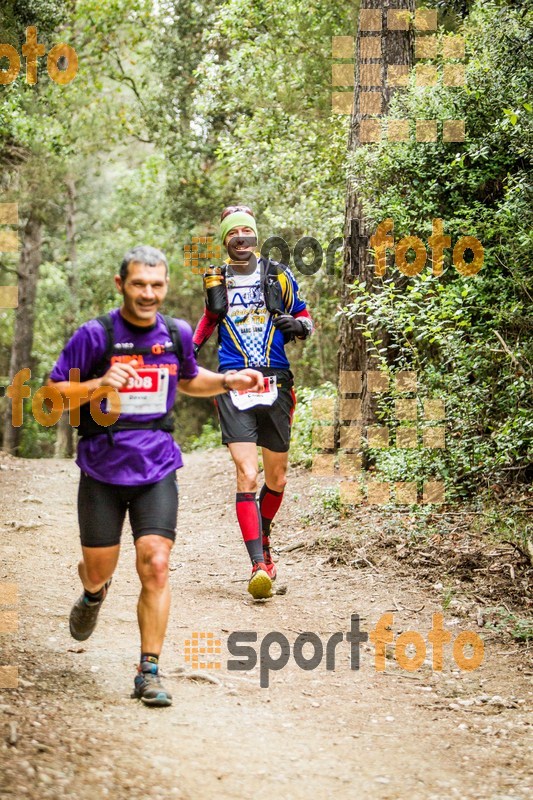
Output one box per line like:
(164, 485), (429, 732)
(54, 177), (78, 458)
(3, 209), (42, 454)
(338, 0), (414, 455)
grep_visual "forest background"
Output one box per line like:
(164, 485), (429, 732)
(0, 0), (530, 517)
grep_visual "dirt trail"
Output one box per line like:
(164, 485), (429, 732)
(0, 450), (531, 800)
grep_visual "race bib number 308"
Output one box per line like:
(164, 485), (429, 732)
(107, 368), (169, 415)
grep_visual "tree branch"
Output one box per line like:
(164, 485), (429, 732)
(493, 330), (529, 373)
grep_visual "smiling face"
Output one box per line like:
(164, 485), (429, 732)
(115, 261), (169, 326)
(224, 225), (257, 262)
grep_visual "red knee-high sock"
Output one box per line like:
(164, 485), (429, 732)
(259, 485), (284, 554)
(236, 493), (263, 564)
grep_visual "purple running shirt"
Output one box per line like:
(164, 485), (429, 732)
(50, 309), (198, 486)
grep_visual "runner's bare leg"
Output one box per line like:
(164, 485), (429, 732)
(228, 441), (259, 492)
(261, 447), (289, 493)
(135, 534), (173, 654)
(78, 545), (120, 592)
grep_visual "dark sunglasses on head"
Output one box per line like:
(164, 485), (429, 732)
(220, 205), (255, 221)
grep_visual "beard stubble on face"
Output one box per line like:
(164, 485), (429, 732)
(226, 235), (258, 273)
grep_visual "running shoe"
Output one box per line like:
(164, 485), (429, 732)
(263, 535), (277, 582)
(69, 579), (112, 641)
(247, 562), (273, 599)
(132, 669), (173, 707)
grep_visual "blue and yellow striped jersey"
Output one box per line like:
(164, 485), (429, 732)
(218, 258), (307, 370)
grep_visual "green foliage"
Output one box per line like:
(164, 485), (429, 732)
(187, 418), (221, 452)
(151, 0), (353, 384)
(341, 0), (533, 493)
(471, 503), (532, 554)
(485, 608), (533, 643)
(19, 406), (56, 458)
(1, 0), (531, 488)
(318, 486), (342, 515)
(441, 585), (455, 610)
(289, 382), (337, 468)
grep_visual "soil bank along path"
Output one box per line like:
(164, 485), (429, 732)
(0, 450), (531, 799)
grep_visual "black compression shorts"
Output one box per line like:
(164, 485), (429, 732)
(77, 470), (178, 548)
(215, 370), (296, 453)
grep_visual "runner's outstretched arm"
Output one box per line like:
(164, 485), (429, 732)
(192, 309), (219, 355)
(178, 366), (263, 397)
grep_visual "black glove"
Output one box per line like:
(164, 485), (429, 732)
(272, 314), (306, 338)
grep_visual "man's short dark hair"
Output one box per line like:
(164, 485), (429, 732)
(120, 245), (169, 281)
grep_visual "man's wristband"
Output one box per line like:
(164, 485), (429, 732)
(222, 370), (237, 391)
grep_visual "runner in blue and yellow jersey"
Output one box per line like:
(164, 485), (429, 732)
(193, 206), (314, 599)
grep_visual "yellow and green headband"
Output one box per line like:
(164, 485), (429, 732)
(220, 211), (258, 246)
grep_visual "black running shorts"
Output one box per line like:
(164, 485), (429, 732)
(215, 370), (296, 453)
(77, 470), (178, 548)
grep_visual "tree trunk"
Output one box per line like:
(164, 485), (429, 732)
(55, 177), (78, 458)
(2, 210), (42, 454)
(338, 0), (414, 454)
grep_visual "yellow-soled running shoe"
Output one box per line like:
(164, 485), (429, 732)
(247, 562), (273, 599)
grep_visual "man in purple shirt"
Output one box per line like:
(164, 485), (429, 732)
(49, 245), (262, 707)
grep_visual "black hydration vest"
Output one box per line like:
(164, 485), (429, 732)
(205, 258), (287, 320)
(77, 313), (183, 442)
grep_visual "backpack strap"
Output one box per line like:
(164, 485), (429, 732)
(92, 313), (183, 370)
(97, 313), (114, 356)
(261, 258), (286, 316)
(90, 313), (115, 377)
(161, 315), (183, 378)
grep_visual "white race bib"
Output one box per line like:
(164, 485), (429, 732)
(107, 368), (169, 415)
(230, 375), (278, 410)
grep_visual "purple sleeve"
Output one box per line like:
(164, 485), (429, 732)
(177, 319), (199, 380)
(49, 320), (108, 382)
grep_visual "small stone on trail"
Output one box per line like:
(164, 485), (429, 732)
(7, 721), (17, 746)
